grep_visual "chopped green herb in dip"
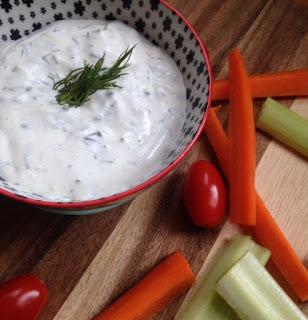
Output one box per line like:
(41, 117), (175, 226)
(51, 46), (135, 108)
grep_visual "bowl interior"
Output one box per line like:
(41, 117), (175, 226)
(0, 0), (210, 203)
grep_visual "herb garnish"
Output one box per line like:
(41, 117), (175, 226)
(50, 46), (135, 108)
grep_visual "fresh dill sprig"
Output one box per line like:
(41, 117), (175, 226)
(50, 46), (135, 108)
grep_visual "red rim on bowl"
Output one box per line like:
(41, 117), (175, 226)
(0, 0), (213, 209)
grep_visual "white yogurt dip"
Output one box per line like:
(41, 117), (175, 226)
(0, 20), (186, 201)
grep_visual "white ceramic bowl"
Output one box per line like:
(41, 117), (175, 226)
(0, 0), (212, 214)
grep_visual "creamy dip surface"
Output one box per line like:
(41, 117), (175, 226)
(0, 20), (186, 201)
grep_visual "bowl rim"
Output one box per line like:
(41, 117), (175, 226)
(0, 0), (213, 209)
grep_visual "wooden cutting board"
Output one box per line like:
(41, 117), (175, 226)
(0, 0), (307, 319)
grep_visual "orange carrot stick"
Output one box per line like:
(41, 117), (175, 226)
(93, 251), (195, 320)
(228, 50), (256, 225)
(213, 69), (308, 101)
(204, 108), (308, 301)
(205, 108), (229, 173)
(253, 195), (308, 301)
(212, 104), (223, 113)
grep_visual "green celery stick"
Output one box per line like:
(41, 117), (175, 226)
(175, 236), (270, 320)
(249, 241), (271, 266)
(216, 252), (307, 320)
(256, 97), (308, 158)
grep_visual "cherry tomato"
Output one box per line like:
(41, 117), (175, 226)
(183, 160), (226, 228)
(0, 274), (48, 320)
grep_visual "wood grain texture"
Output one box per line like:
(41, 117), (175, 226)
(0, 0), (307, 319)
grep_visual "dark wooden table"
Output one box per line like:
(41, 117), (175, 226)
(0, 1), (307, 319)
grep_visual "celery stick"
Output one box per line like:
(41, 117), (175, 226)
(176, 236), (270, 320)
(249, 242), (271, 266)
(256, 97), (308, 158)
(216, 252), (307, 320)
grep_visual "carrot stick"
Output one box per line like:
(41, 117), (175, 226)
(204, 108), (308, 301)
(213, 69), (308, 101)
(253, 195), (308, 302)
(93, 251), (195, 320)
(212, 104), (223, 113)
(205, 107), (229, 173)
(228, 50), (256, 225)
